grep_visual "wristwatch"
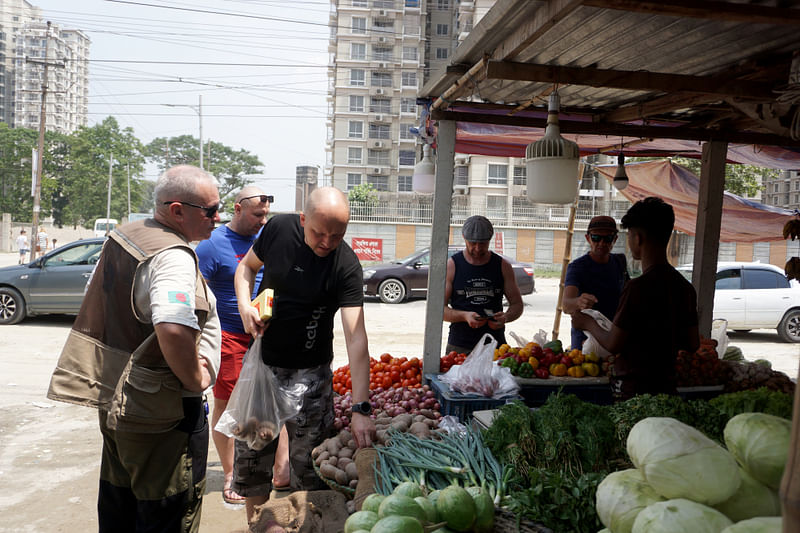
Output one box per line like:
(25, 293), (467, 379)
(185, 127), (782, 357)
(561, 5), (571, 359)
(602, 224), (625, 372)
(351, 401), (372, 416)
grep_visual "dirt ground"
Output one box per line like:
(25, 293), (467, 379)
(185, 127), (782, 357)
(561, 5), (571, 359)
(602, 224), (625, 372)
(0, 251), (797, 532)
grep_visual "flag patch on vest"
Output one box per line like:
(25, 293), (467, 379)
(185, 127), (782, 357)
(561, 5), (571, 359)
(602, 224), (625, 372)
(168, 291), (191, 306)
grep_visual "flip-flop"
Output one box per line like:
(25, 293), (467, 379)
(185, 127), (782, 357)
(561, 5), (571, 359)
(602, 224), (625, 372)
(223, 487), (245, 505)
(273, 483), (290, 493)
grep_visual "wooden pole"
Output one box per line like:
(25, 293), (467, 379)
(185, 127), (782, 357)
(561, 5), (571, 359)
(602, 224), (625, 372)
(552, 162), (585, 342)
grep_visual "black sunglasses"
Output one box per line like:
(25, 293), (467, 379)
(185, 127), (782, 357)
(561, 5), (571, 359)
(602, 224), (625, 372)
(589, 233), (616, 243)
(162, 200), (221, 218)
(240, 194), (273, 204)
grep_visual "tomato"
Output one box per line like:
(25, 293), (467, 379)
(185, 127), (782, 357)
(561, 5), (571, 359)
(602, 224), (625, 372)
(409, 357), (420, 368)
(346, 377), (352, 389)
(380, 353), (392, 363)
(405, 368), (416, 379)
(402, 379), (411, 387)
(400, 361), (411, 372)
(390, 370), (401, 382)
(381, 376), (392, 388)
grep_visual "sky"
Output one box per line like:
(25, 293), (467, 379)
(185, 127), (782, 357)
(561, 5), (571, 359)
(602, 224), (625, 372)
(33, 0), (332, 213)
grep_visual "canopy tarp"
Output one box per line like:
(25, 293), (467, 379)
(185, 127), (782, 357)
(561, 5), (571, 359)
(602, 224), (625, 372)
(594, 159), (796, 243)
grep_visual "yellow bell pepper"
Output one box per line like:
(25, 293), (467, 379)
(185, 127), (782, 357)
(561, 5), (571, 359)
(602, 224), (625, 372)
(581, 362), (600, 377)
(498, 344), (510, 355)
(567, 365), (585, 378)
(584, 352), (600, 363)
(528, 356), (539, 370)
(549, 363), (567, 377)
(569, 349), (585, 365)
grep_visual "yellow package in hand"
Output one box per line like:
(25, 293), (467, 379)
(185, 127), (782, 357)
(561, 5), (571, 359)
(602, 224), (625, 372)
(251, 288), (274, 321)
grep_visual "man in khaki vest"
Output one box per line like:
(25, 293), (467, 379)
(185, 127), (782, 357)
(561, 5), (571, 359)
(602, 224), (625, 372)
(47, 165), (222, 533)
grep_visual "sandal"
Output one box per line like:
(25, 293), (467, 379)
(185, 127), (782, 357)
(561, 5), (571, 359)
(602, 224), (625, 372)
(223, 486), (245, 505)
(273, 483), (290, 493)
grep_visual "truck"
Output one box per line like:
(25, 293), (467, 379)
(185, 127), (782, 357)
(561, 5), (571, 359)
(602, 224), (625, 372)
(93, 218), (118, 238)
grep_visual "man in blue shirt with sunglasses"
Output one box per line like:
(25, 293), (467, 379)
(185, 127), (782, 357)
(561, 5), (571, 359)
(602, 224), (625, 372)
(562, 215), (629, 351)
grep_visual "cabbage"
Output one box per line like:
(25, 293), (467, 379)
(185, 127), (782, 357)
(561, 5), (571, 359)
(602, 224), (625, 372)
(631, 499), (733, 533)
(720, 517), (782, 533)
(596, 469), (664, 533)
(627, 417), (741, 505)
(713, 467), (780, 522)
(724, 412), (791, 490)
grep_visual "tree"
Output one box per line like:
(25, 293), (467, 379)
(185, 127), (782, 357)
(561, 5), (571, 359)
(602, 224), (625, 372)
(145, 136), (263, 204)
(672, 157), (777, 197)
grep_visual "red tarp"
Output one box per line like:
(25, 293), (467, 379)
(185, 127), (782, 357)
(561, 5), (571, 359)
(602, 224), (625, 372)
(594, 159), (796, 243)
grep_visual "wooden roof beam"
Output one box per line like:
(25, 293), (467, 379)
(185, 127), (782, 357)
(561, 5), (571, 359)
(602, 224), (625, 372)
(601, 93), (724, 122)
(485, 61), (777, 100)
(581, 0), (800, 26)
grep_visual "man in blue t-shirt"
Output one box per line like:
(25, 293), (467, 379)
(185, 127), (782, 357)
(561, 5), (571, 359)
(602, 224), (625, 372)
(196, 186), (289, 505)
(562, 215), (629, 351)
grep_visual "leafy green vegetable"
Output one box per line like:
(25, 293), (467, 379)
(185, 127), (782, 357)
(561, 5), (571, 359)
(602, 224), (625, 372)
(632, 499), (733, 533)
(723, 412), (791, 490)
(709, 387), (793, 421)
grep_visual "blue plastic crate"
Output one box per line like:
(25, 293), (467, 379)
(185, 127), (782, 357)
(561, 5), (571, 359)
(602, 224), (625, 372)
(426, 374), (521, 422)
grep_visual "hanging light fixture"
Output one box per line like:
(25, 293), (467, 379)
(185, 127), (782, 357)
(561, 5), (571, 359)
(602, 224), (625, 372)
(412, 143), (435, 193)
(525, 91), (580, 204)
(613, 153), (629, 190)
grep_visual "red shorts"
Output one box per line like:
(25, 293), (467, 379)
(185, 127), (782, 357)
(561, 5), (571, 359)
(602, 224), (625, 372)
(213, 331), (251, 401)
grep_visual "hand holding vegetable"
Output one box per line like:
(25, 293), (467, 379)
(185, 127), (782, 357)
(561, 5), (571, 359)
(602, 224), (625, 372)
(349, 412), (375, 449)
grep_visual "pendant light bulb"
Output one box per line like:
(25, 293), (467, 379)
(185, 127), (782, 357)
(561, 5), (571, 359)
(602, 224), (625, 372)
(613, 153), (629, 190)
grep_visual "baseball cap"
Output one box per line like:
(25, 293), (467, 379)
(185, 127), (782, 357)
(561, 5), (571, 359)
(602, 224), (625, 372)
(587, 216), (617, 233)
(462, 215), (494, 242)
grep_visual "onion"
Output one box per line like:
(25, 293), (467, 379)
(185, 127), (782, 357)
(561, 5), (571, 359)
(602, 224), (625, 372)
(333, 418), (343, 430)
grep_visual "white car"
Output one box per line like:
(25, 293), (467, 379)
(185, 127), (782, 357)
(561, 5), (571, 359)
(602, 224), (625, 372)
(677, 262), (800, 343)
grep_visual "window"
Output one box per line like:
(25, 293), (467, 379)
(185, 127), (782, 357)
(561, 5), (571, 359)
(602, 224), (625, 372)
(715, 269), (742, 290)
(405, 0), (419, 7)
(743, 268), (790, 289)
(367, 149), (390, 166)
(349, 95), (364, 112)
(352, 0), (367, 6)
(401, 72), (417, 87)
(369, 97), (391, 113)
(348, 121), (363, 138)
(454, 166), (468, 186)
(373, 20), (393, 32)
(513, 166), (526, 185)
(437, 0), (450, 9)
(373, 46), (392, 61)
(400, 123), (414, 139)
(348, 147), (362, 164)
(351, 17), (367, 34)
(350, 69), (365, 86)
(367, 175), (389, 191)
(350, 42), (366, 60)
(795, 181), (800, 190)
(774, 183), (780, 193)
(487, 164), (508, 185)
(369, 124), (391, 139)
(399, 150), (415, 166)
(436, 24), (449, 36)
(486, 196), (506, 219)
(401, 98), (416, 113)
(435, 48), (449, 59)
(347, 173), (362, 190)
(371, 71), (392, 87)
(402, 46), (418, 61)
(398, 175), (412, 192)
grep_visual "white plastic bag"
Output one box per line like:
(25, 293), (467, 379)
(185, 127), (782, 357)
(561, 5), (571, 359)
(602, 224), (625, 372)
(215, 337), (307, 450)
(533, 329), (549, 346)
(439, 333), (520, 399)
(711, 319), (729, 359)
(508, 331), (529, 347)
(580, 309), (613, 359)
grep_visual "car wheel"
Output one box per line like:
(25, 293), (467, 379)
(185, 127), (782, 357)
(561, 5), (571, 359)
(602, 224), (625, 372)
(0, 287), (26, 325)
(777, 309), (800, 343)
(378, 279), (406, 304)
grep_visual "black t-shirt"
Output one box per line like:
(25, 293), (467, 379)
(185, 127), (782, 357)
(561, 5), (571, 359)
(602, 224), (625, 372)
(252, 214), (363, 368)
(447, 251), (506, 349)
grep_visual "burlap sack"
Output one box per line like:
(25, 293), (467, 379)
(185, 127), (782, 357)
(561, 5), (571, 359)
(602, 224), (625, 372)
(353, 447), (378, 511)
(249, 490), (348, 533)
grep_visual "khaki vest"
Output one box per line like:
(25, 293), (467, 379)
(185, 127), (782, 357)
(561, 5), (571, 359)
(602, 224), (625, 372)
(47, 219), (210, 431)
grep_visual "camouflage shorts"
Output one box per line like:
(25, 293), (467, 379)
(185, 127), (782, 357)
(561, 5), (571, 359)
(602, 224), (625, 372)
(232, 362), (335, 497)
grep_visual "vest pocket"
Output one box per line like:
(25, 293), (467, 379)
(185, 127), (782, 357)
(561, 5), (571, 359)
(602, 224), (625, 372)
(114, 366), (184, 432)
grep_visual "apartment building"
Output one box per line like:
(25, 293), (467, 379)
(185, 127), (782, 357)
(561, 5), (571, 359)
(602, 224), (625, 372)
(764, 171), (800, 212)
(0, 0), (40, 125)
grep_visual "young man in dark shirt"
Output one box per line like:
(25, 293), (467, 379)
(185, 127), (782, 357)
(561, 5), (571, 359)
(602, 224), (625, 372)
(570, 197), (699, 400)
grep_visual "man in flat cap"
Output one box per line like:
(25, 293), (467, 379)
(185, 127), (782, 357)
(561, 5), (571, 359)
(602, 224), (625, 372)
(444, 215), (523, 354)
(562, 215), (629, 351)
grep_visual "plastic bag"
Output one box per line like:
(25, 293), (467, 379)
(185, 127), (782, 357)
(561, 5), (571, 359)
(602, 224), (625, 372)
(215, 336), (307, 450)
(580, 309), (613, 359)
(508, 330), (529, 347)
(439, 333), (520, 399)
(533, 329), (549, 346)
(711, 319), (729, 359)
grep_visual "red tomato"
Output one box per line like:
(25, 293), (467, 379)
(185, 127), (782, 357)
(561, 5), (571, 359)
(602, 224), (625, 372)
(400, 361), (412, 372)
(390, 370), (401, 382)
(380, 353), (392, 363)
(382, 376), (392, 388)
(405, 368), (416, 379)
(409, 357), (420, 368)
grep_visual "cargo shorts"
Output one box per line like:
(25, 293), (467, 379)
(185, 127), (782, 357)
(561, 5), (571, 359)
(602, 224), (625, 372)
(232, 362), (335, 497)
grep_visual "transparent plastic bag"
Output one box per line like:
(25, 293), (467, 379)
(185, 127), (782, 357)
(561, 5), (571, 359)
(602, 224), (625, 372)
(439, 333), (520, 399)
(214, 336), (307, 450)
(580, 309), (613, 359)
(710, 319), (729, 359)
(533, 329), (549, 346)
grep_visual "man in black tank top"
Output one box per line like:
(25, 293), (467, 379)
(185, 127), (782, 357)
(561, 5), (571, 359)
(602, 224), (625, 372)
(444, 215), (524, 354)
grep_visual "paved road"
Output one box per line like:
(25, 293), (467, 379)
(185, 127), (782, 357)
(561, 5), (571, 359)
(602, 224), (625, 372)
(0, 252), (797, 532)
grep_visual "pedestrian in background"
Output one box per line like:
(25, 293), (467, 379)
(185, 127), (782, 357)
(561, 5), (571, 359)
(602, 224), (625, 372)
(36, 226), (48, 254)
(16, 229), (29, 264)
(196, 186), (291, 505)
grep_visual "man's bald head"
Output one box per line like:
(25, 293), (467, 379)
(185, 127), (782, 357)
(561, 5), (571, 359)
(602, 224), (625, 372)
(236, 185), (265, 204)
(230, 185), (269, 236)
(304, 187), (350, 220)
(301, 187), (350, 257)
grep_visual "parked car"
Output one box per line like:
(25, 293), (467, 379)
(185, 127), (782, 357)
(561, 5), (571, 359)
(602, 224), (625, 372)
(676, 261), (800, 343)
(0, 237), (105, 325)
(363, 246), (535, 304)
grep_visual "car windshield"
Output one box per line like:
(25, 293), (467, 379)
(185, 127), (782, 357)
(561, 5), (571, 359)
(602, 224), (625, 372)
(44, 243), (102, 266)
(394, 250), (427, 264)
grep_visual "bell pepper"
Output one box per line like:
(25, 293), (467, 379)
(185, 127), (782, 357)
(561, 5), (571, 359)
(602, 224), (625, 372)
(543, 340), (563, 354)
(549, 363), (567, 377)
(584, 352), (600, 363)
(569, 349), (585, 365)
(567, 365), (585, 378)
(517, 362), (534, 378)
(581, 362), (600, 377)
(528, 356), (539, 370)
(559, 355), (573, 367)
(500, 357), (519, 375)
(534, 368), (549, 379)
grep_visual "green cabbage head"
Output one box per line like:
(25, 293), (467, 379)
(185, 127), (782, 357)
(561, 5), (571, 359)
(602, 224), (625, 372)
(596, 469), (664, 533)
(713, 467), (780, 522)
(724, 412), (791, 490)
(720, 516), (782, 533)
(631, 499), (733, 533)
(627, 417), (741, 505)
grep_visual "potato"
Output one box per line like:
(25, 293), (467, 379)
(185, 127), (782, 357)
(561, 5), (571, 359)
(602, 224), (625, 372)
(349, 478), (359, 489)
(345, 461), (359, 482)
(375, 430), (388, 445)
(319, 463), (341, 481)
(408, 421), (431, 439)
(347, 439), (356, 449)
(327, 440), (342, 457)
(413, 414), (426, 423)
(338, 447), (354, 460)
(314, 450), (330, 466)
(338, 429), (353, 446)
(334, 467), (348, 486)
(392, 413), (413, 427)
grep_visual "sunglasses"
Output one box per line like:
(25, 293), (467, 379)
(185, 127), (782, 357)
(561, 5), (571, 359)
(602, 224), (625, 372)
(163, 201), (221, 218)
(240, 194), (273, 204)
(589, 233), (616, 243)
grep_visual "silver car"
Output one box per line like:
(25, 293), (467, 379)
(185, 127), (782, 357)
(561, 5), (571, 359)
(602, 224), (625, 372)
(0, 237), (105, 324)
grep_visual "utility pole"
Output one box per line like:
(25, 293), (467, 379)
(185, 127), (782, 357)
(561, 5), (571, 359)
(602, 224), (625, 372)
(106, 154), (113, 236)
(198, 94), (203, 170)
(127, 162), (131, 217)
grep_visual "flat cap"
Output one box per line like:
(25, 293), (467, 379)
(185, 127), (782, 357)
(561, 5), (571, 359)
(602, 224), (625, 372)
(462, 215), (494, 242)
(588, 216), (617, 233)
